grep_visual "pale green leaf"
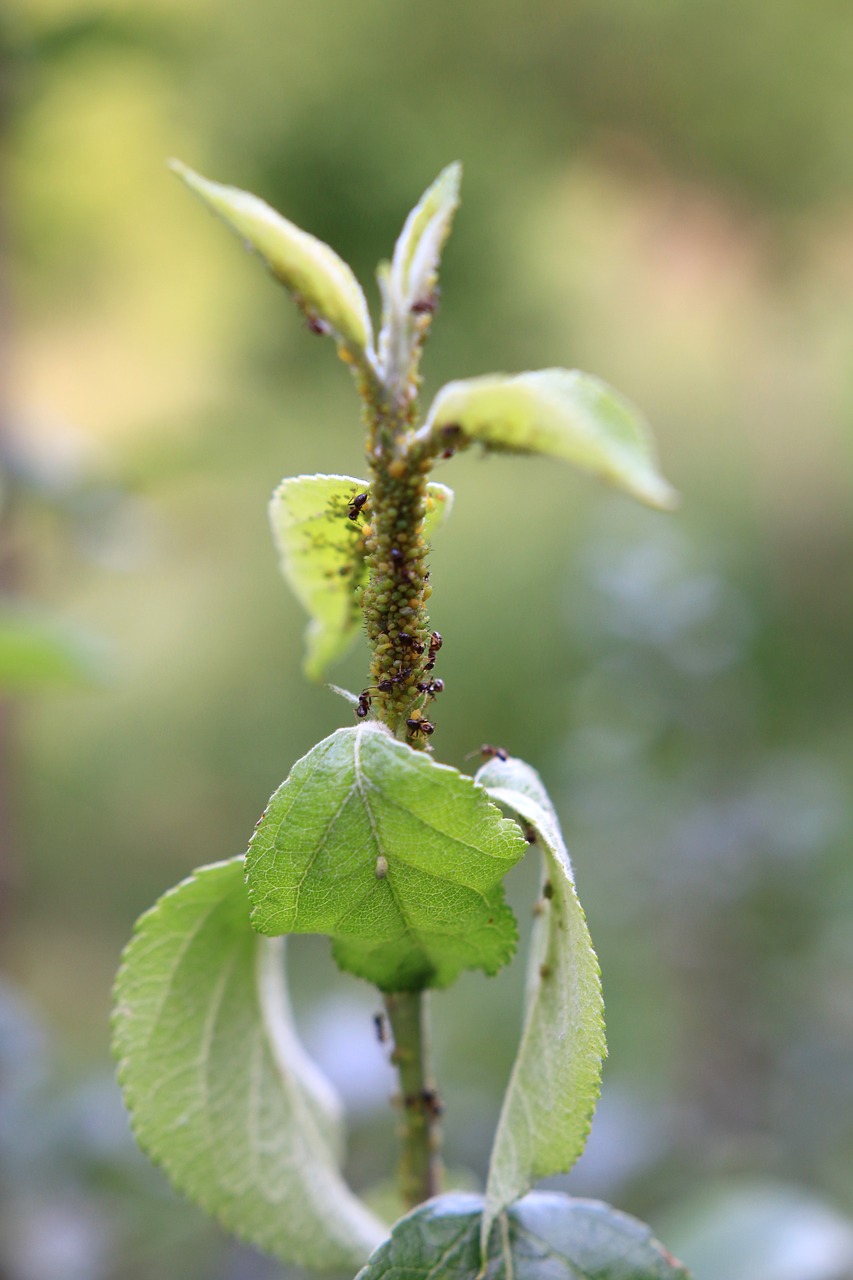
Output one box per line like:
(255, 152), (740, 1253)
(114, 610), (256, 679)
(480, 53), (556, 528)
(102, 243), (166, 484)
(379, 163), (461, 388)
(269, 473), (453, 680)
(246, 724), (527, 991)
(170, 160), (374, 354)
(355, 1191), (690, 1280)
(421, 368), (679, 511)
(113, 857), (387, 1270)
(474, 755), (606, 1252)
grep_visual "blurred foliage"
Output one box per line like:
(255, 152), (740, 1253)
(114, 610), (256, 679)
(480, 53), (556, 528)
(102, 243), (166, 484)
(1, 0), (853, 1277)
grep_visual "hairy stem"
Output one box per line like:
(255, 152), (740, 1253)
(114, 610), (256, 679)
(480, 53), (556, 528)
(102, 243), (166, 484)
(383, 990), (442, 1208)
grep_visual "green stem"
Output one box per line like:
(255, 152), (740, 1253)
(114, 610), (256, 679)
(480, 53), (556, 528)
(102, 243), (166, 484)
(383, 990), (442, 1208)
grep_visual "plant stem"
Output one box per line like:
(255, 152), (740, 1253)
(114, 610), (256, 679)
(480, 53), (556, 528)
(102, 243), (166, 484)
(383, 990), (442, 1208)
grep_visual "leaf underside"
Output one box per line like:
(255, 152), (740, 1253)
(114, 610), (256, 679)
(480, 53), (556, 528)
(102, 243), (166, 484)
(112, 857), (386, 1270)
(170, 160), (374, 353)
(475, 754), (606, 1249)
(355, 1191), (691, 1280)
(424, 368), (678, 511)
(246, 724), (528, 991)
(269, 473), (453, 680)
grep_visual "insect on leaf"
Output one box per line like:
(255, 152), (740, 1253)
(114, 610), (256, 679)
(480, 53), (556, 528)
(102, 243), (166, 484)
(170, 160), (374, 355)
(474, 754), (606, 1254)
(269, 473), (453, 680)
(379, 162), (461, 386)
(421, 368), (679, 511)
(113, 857), (387, 1270)
(246, 724), (527, 991)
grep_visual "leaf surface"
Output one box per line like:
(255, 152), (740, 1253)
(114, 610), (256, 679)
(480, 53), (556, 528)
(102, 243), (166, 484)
(170, 160), (373, 354)
(355, 1191), (690, 1280)
(379, 163), (461, 387)
(113, 857), (386, 1269)
(475, 755), (606, 1250)
(422, 369), (678, 510)
(269, 473), (453, 680)
(246, 725), (527, 991)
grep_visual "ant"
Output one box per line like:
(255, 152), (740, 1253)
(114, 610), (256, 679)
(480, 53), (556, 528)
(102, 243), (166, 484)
(410, 290), (439, 316)
(398, 632), (426, 655)
(465, 744), (509, 762)
(417, 678), (444, 700)
(355, 690), (372, 719)
(347, 492), (369, 521)
(377, 668), (411, 693)
(424, 631), (442, 670)
(305, 313), (331, 336)
(406, 715), (435, 737)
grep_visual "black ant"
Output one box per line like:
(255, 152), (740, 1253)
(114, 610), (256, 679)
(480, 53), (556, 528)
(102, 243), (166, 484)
(417, 678), (444, 700)
(406, 716), (435, 737)
(347, 492), (369, 521)
(410, 290), (439, 316)
(305, 313), (331, 336)
(377, 668), (411, 693)
(398, 632), (426, 655)
(424, 631), (442, 670)
(355, 691), (372, 719)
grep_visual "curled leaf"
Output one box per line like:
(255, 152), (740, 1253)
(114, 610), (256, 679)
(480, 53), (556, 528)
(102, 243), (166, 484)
(113, 857), (386, 1269)
(379, 163), (461, 387)
(170, 159), (373, 355)
(475, 754), (606, 1252)
(421, 368), (679, 511)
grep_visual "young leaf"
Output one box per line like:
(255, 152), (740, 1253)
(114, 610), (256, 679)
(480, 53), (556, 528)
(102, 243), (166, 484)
(474, 754), (606, 1251)
(170, 160), (374, 356)
(269, 473), (453, 680)
(355, 1191), (690, 1280)
(378, 163), (461, 388)
(420, 368), (679, 511)
(113, 857), (387, 1270)
(246, 724), (527, 991)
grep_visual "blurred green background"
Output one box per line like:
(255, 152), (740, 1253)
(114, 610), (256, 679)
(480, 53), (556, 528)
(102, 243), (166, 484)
(1, 1), (853, 1277)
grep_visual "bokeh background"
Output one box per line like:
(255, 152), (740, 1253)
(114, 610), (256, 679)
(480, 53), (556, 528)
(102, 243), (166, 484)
(2, 2), (853, 1278)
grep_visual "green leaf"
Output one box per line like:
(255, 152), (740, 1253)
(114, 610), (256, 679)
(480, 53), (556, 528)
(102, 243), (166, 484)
(113, 857), (387, 1270)
(0, 610), (104, 690)
(170, 159), (374, 355)
(355, 1191), (690, 1280)
(420, 369), (679, 511)
(475, 754), (606, 1251)
(378, 163), (461, 387)
(269, 473), (453, 680)
(246, 724), (527, 991)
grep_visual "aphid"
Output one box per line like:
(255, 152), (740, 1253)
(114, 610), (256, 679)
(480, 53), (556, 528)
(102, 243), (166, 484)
(375, 855), (389, 878)
(347, 492), (369, 521)
(355, 690), (372, 719)
(542, 880), (554, 900)
(373, 1012), (389, 1044)
(523, 824), (537, 844)
(407, 716), (435, 737)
